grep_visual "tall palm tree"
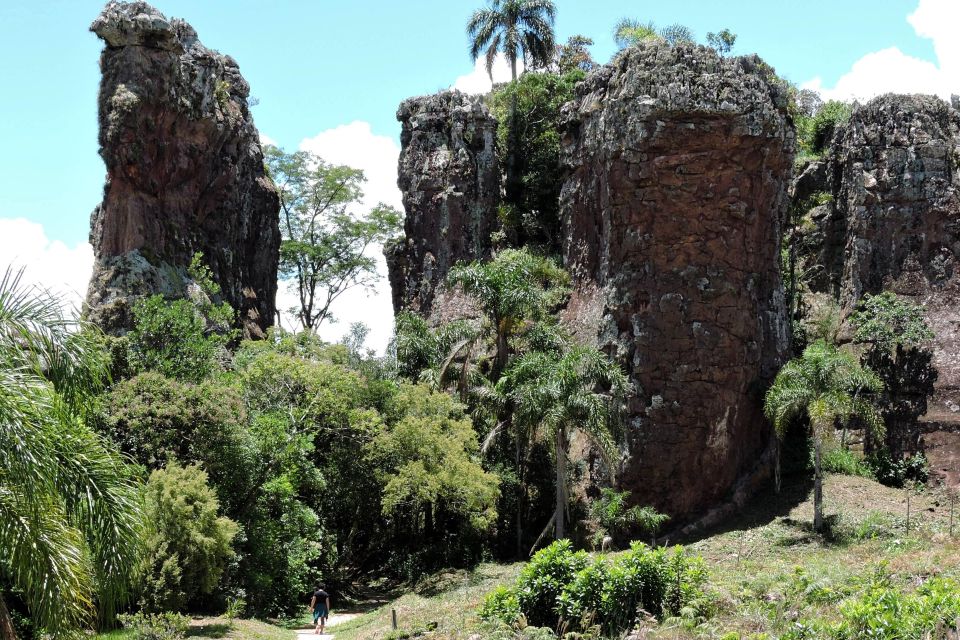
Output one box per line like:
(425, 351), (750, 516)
(467, 0), (557, 82)
(500, 342), (628, 544)
(764, 340), (883, 532)
(0, 268), (142, 640)
(447, 248), (568, 381)
(467, 0), (556, 201)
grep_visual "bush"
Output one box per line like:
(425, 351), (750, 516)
(834, 576), (960, 639)
(118, 613), (190, 640)
(127, 295), (233, 383)
(819, 446), (873, 478)
(139, 462), (239, 612)
(865, 451), (929, 487)
(589, 489), (669, 548)
(479, 586), (521, 625)
(486, 540), (708, 635)
(516, 540), (589, 627)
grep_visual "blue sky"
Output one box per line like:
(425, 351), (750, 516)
(0, 0), (956, 350)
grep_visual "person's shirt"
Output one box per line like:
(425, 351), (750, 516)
(313, 590), (329, 605)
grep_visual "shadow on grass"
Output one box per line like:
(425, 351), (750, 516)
(667, 472), (816, 547)
(187, 623), (232, 639)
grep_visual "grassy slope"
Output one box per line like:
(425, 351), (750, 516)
(336, 474), (960, 639)
(99, 617), (293, 640)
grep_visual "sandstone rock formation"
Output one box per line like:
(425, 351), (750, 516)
(85, 1), (280, 338)
(559, 43), (794, 520)
(795, 95), (960, 482)
(385, 91), (499, 318)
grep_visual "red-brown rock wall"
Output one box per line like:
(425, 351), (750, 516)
(85, 1), (280, 338)
(560, 44), (794, 519)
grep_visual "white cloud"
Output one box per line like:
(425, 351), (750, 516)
(452, 53), (523, 95)
(259, 132), (277, 147)
(276, 121), (403, 355)
(804, 0), (960, 102)
(0, 218), (93, 317)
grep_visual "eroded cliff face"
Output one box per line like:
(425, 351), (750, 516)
(385, 91), (499, 320)
(795, 95), (960, 482)
(85, 1), (280, 338)
(559, 44), (794, 521)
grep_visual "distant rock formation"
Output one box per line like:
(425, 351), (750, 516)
(559, 43), (794, 521)
(795, 94), (960, 483)
(385, 91), (499, 320)
(85, 1), (280, 338)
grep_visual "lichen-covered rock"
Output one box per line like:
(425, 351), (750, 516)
(796, 94), (960, 478)
(385, 90), (499, 318)
(559, 43), (794, 519)
(85, 1), (280, 338)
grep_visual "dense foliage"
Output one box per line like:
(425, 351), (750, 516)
(0, 269), (142, 638)
(480, 540), (707, 635)
(490, 68), (583, 251)
(139, 463), (238, 613)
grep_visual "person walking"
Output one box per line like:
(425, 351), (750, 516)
(309, 584), (331, 634)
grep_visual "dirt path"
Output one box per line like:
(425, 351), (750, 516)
(295, 612), (361, 640)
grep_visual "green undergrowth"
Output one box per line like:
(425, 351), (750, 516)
(333, 474), (960, 639)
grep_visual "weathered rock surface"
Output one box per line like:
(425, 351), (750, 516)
(795, 94), (960, 479)
(85, 1), (280, 338)
(559, 43), (794, 519)
(385, 91), (499, 318)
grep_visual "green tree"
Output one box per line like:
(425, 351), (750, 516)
(764, 341), (883, 532)
(850, 292), (936, 456)
(447, 248), (568, 380)
(589, 489), (668, 548)
(613, 19), (694, 50)
(0, 268), (141, 639)
(139, 462), (238, 613)
(706, 28), (737, 55)
(490, 69), (584, 250)
(367, 384), (499, 565)
(467, 0), (557, 201)
(264, 146), (402, 331)
(499, 343), (628, 542)
(613, 18), (659, 49)
(554, 35), (596, 74)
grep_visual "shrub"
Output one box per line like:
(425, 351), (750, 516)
(834, 576), (960, 639)
(516, 540), (589, 627)
(139, 462), (239, 612)
(589, 489), (669, 548)
(118, 613), (190, 640)
(486, 540), (708, 635)
(127, 295), (233, 383)
(819, 446), (873, 478)
(865, 451), (929, 487)
(479, 586), (521, 625)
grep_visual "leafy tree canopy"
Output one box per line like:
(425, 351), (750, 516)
(264, 145), (402, 331)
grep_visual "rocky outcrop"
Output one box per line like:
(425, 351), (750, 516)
(385, 91), (499, 318)
(559, 43), (794, 519)
(85, 1), (280, 338)
(795, 94), (960, 479)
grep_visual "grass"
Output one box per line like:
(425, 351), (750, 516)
(97, 617), (293, 640)
(334, 474), (960, 639)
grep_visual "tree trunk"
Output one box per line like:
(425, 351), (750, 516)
(813, 436), (824, 533)
(493, 324), (509, 381)
(0, 593), (17, 640)
(515, 430), (524, 558)
(506, 56), (520, 206)
(554, 429), (567, 540)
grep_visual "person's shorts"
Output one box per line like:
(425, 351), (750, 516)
(313, 605), (328, 622)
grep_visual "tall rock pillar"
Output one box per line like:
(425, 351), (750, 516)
(560, 43), (794, 520)
(85, 1), (280, 338)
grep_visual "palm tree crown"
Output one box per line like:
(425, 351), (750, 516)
(764, 340), (883, 532)
(0, 268), (142, 639)
(467, 0), (557, 81)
